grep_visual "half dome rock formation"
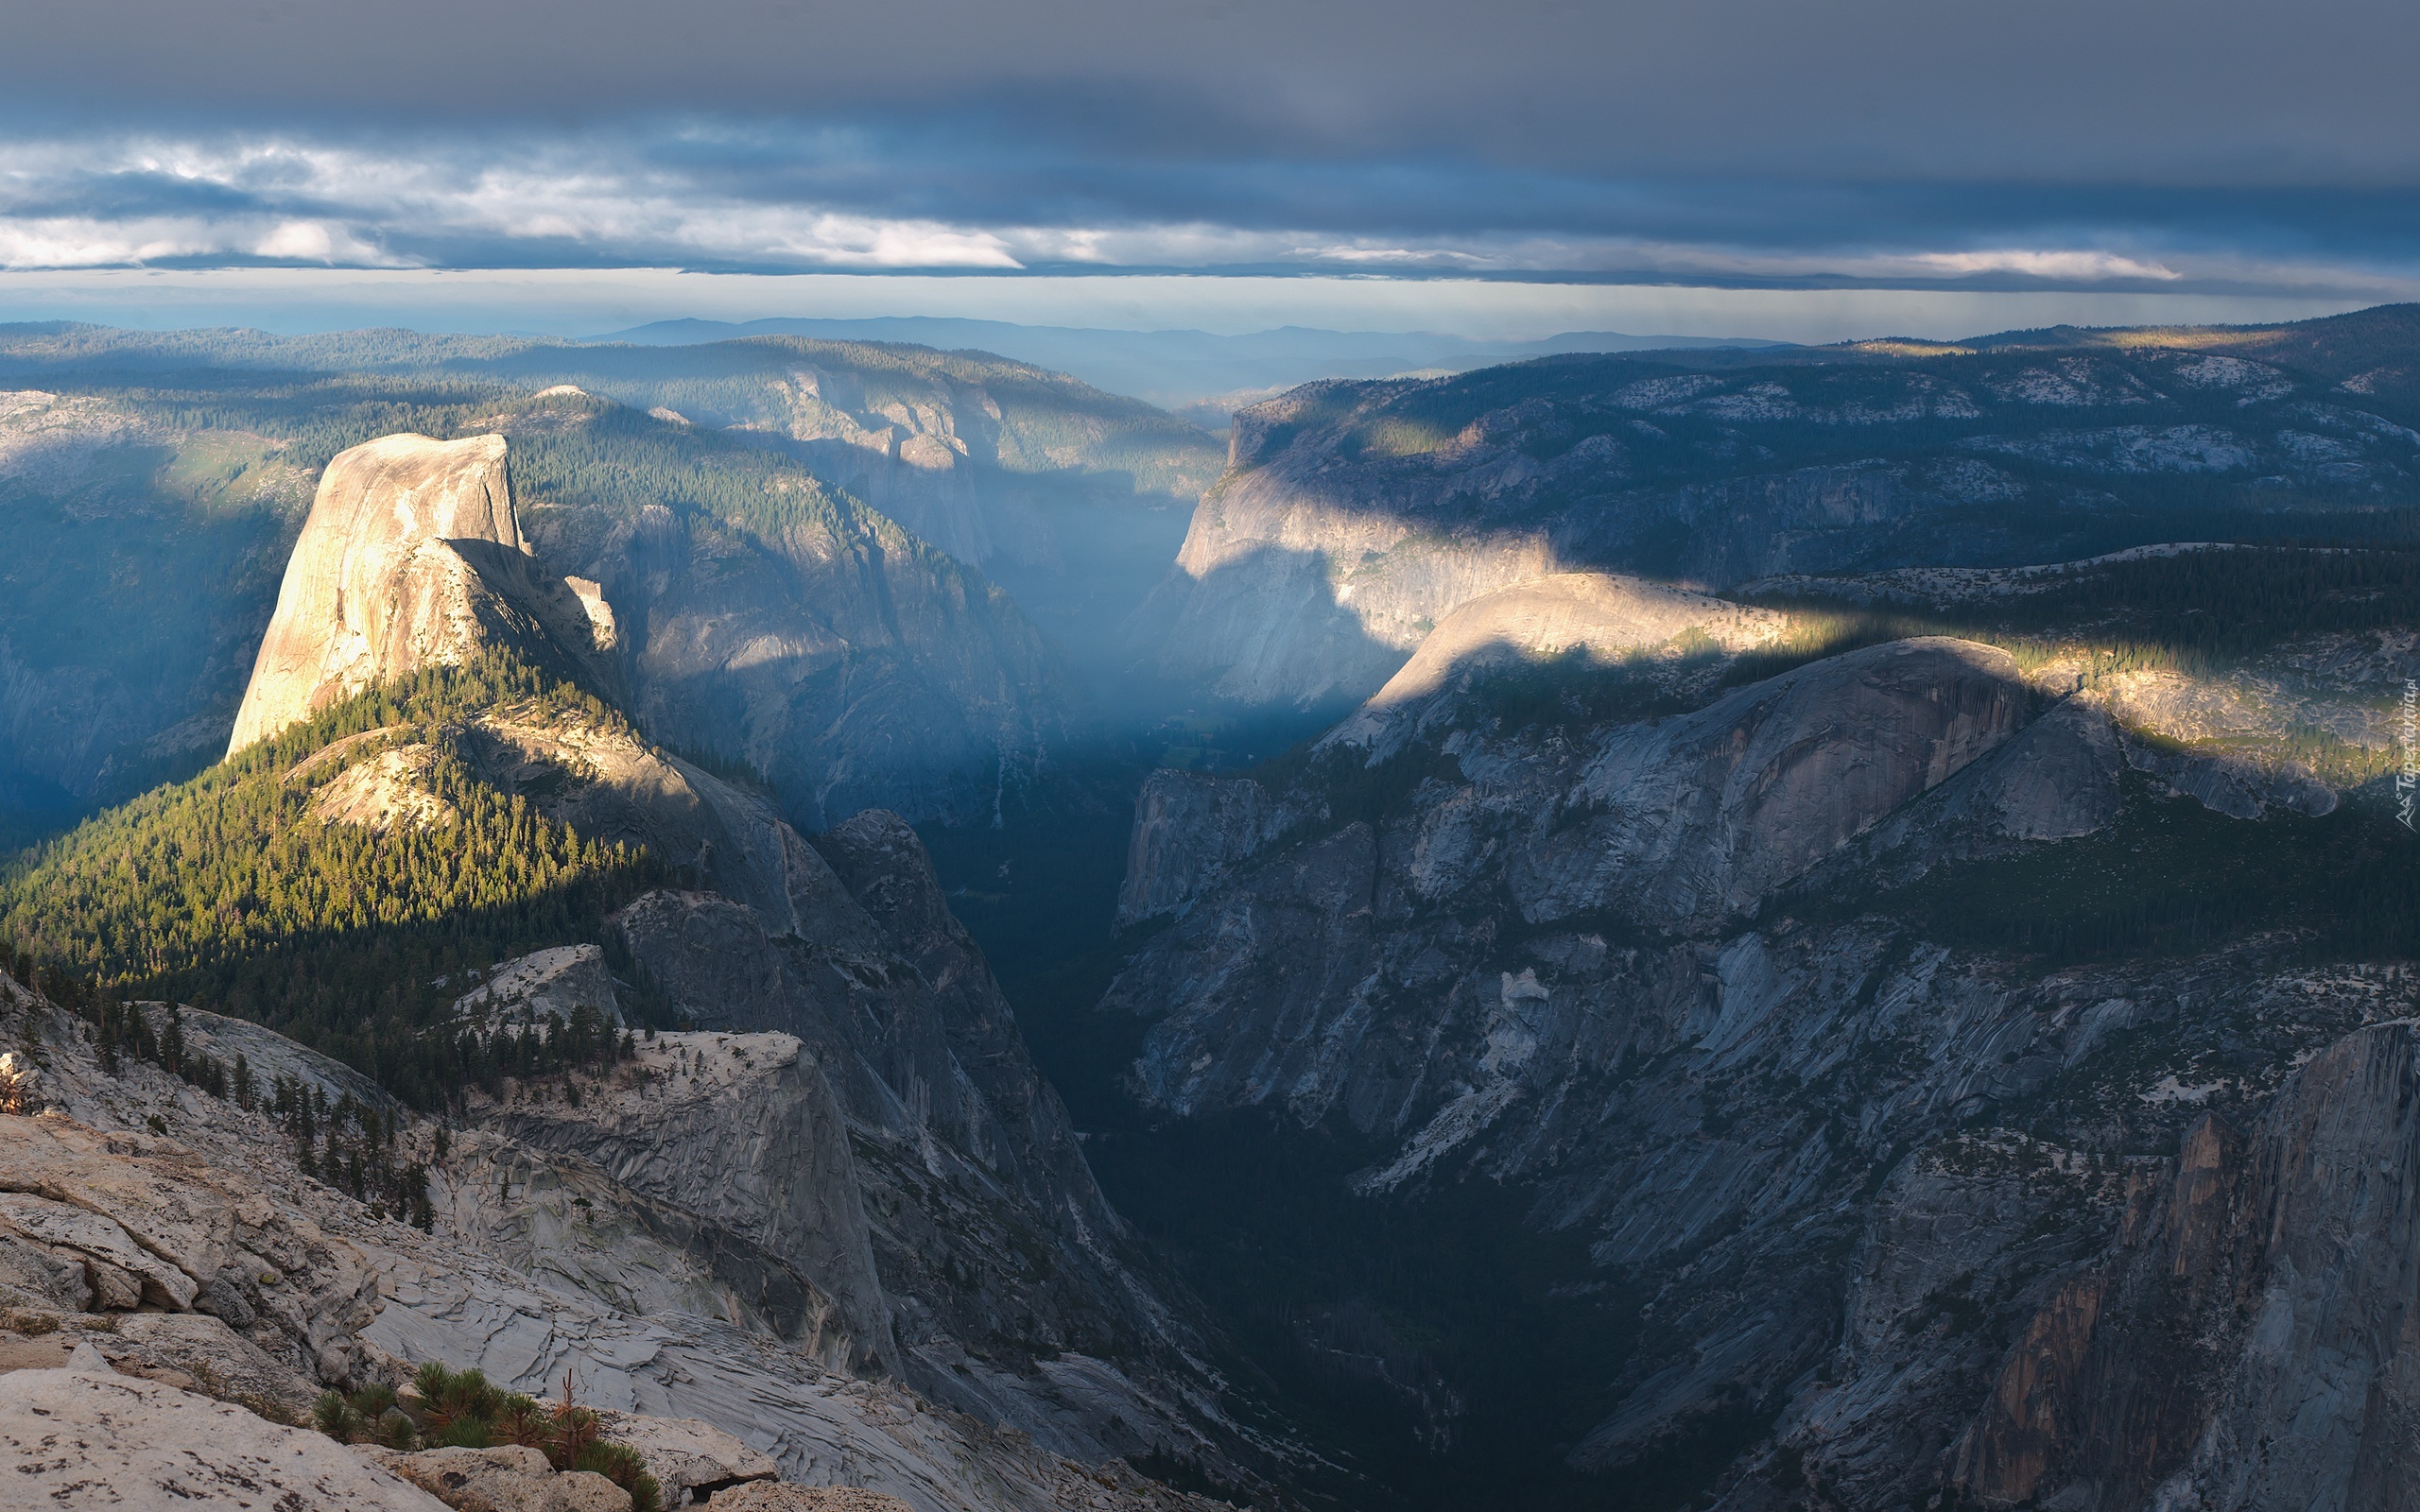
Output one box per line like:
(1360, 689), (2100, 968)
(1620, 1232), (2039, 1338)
(226, 434), (610, 756)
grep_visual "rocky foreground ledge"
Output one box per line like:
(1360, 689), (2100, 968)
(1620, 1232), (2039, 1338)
(0, 976), (1236, 1512)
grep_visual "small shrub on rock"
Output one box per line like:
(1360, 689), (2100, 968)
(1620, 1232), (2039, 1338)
(313, 1383), (423, 1448)
(378, 1358), (660, 1508)
(313, 1389), (363, 1442)
(494, 1393), (553, 1449)
(575, 1440), (662, 1512)
(375, 1408), (421, 1450)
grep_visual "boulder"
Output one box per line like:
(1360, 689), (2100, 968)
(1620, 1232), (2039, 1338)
(92, 1312), (320, 1418)
(0, 1190), (199, 1309)
(706, 1486), (912, 1512)
(0, 1366), (450, 1508)
(384, 1445), (632, 1512)
(594, 1407), (777, 1503)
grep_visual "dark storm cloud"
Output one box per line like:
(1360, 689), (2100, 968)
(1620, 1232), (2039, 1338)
(13, 0), (2417, 176)
(2, 0), (2415, 285)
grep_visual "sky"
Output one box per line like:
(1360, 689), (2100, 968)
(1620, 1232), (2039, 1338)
(2, 0), (2414, 339)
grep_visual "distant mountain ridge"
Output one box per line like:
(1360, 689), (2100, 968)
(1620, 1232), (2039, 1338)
(0, 326), (1211, 835)
(583, 316), (1793, 421)
(1135, 302), (2420, 709)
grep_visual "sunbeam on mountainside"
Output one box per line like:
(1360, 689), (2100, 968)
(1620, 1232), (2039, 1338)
(8, 4), (2420, 1504)
(12, 301), (2414, 1511)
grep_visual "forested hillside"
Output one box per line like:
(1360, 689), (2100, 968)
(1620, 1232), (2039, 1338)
(0, 654), (669, 1105)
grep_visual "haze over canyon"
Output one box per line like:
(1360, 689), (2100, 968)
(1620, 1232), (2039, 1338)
(6, 4), (2420, 1510)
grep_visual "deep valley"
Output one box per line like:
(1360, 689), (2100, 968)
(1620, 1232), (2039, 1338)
(9, 305), (2420, 1512)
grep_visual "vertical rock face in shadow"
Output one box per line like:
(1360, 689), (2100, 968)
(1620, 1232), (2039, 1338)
(1944, 1024), (2420, 1512)
(1096, 606), (2420, 1501)
(1115, 771), (1280, 927)
(1524, 638), (2031, 932)
(475, 1030), (897, 1378)
(605, 811), (1216, 1459)
(226, 434), (603, 755)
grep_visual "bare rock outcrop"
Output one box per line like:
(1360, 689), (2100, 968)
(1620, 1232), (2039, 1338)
(0, 1366), (450, 1509)
(453, 945), (621, 1028)
(1115, 771), (1281, 927)
(1957, 696), (2126, 841)
(80, 1312), (320, 1418)
(469, 1030), (895, 1377)
(1797, 696), (2128, 892)
(0, 982), (1238, 1512)
(0, 1113), (384, 1386)
(310, 742), (463, 829)
(1517, 637), (2029, 932)
(593, 1407), (778, 1502)
(227, 434), (610, 755)
(381, 1444), (631, 1512)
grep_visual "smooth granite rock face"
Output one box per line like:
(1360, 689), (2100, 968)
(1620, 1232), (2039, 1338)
(1098, 601), (2420, 1502)
(383, 1445), (631, 1512)
(0, 1366), (451, 1510)
(230, 433), (513, 752)
(227, 434), (608, 755)
(0, 982), (1240, 1512)
(1115, 770), (1281, 927)
(472, 1029), (895, 1378)
(453, 945), (622, 1029)
(1523, 637), (2030, 932)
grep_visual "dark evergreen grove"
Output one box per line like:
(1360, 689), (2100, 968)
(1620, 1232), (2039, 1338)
(0, 654), (667, 1108)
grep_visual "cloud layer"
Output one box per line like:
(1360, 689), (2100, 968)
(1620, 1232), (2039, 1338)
(1, 1), (2415, 296)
